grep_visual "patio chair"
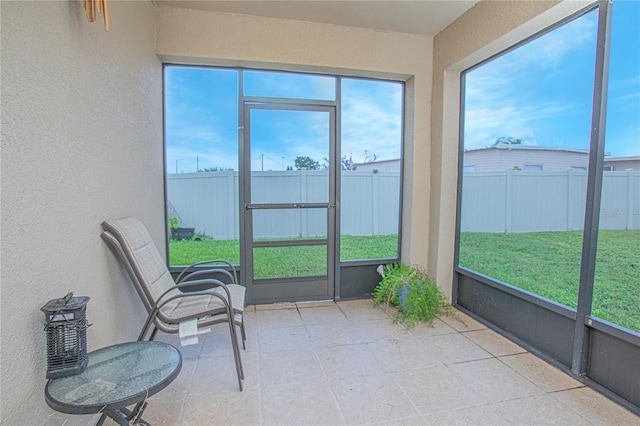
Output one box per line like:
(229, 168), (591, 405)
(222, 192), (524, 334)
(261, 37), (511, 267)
(101, 217), (246, 391)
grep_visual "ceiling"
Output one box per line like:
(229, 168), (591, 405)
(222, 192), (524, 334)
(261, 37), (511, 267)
(153, 0), (480, 36)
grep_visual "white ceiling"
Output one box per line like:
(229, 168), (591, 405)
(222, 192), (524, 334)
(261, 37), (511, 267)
(153, 0), (479, 36)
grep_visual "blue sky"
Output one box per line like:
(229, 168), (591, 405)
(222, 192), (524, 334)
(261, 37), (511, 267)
(464, 1), (639, 157)
(166, 1), (639, 174)
(165, 70), (402, 173)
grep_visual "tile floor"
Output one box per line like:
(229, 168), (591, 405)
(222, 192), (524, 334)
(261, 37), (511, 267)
(75, 300), (638, 425)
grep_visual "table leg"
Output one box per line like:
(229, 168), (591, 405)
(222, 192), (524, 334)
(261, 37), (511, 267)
(96, 413), (108, 426)
(103, 402), (150, 426)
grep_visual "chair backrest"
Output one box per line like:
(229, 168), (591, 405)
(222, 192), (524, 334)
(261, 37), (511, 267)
(101, 217), (176, 313)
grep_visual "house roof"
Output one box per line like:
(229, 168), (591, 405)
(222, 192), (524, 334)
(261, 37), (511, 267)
(604, 156), (640, 162)
(465, 144), (592, 155)
(353, 158), (401, 166)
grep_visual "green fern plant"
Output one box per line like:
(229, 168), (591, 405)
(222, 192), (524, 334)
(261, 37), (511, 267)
(373, 262), (453, 327)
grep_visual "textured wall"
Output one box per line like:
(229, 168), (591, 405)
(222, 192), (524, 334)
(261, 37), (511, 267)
(428, 0), (591, 298)
(1, 1), (161, 423)
(155, 5), (434, 268)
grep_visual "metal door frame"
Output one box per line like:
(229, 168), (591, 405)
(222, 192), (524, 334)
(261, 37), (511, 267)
(240, 100), (338, 304)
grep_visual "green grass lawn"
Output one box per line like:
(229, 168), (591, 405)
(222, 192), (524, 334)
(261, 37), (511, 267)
(170, 239), (241, 266)
(459, 230), (639, 332)
(170, 230), (638, 332)
(169, 234), (398, 277)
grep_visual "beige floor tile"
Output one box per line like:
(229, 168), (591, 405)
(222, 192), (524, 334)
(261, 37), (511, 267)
(439, 310), (487, 332)
(299, 304), (348, 324)
(424, 404), (507, 425)
(408, 317), (458, 339)
(393, 365), (486, 413)
(241, 306), (258, 322)
(238, 313), (259, 354)
(296, 300), (338, 308)
(337, 299), (390, 320)
(236, 350), (259, 389)
(138, 393), (186, 426)
(496, 393), (592, 424)
(239, 331), (258, 354)
(463, 329), (526, 357)
(376, 415), (429, 425)
(190, 352), (257, 392)
(377, 301), (399, 317)
(242, 307), (258, 332)
(338, 298), (376, 308)
(255, 306), (303, 329)
(106, 300), (637, 426)
(242, 306), (258, 327)
(45, 412), (101, 426)
(254, 303), (297, 311)
(448, 358), (543, 404)
(199, 326), (247, 358)
(500, 353), (583, 393)
(369, 337), (442, 372)
(181, 388), (260, 426)
(306, 321), (374, 347)
(414, 333), (492, 365)
(426, 395), (589, 425)
(356, 318), (413, 342)
(261, 381), (344, 425)
(257, 324), (311, 354)
(316, 343), (385, 379)
(259, 348), (324, 386)
(552, 387), (640, 425)
(330, 373), (420, 425)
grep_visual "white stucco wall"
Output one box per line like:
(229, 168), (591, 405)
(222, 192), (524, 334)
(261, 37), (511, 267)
(1, 1), (162, 423)
(155, 5), (434, 270)
(429, 0), (593, 298)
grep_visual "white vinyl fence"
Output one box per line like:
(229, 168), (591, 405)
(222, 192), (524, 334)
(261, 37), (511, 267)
(167, 170), (401, 239)
(167, 170), (639, 239)
(461, 170), (639, 233)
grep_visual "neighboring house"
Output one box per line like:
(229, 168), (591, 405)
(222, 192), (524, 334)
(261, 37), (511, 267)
(353, 158), (401, 172)
(463, 144), (592, 172)
(604, 156), (640, 171)
(350, 151), (640, 173)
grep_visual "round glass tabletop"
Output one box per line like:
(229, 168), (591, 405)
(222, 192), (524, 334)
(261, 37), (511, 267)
(45, 341), (182, 415)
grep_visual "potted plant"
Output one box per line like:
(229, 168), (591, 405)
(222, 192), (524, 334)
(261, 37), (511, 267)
(373, 262), (453, 327)
(168, 217), (194, 241)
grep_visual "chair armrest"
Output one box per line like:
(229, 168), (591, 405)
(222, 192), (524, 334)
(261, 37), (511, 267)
(175, 259), (237, 284)
(155, 288), (230, 317)
(177, 268), (235, 285)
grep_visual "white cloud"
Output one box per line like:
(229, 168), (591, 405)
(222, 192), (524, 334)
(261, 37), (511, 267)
(341, 80), (403, 162)
(463, 11), (598, 151)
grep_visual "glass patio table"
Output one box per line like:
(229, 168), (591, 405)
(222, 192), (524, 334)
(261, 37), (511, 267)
(45, 341), (182, 426)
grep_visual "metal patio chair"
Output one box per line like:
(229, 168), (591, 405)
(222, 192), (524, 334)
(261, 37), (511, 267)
(101, 217), (246, 391)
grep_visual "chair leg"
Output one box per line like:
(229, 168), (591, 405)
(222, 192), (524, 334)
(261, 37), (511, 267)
(240, 320), (246, 350)
(138, 310), (160, 341)
(227, 314), (244, 390)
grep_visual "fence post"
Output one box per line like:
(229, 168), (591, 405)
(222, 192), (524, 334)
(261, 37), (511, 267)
(372, 172), (380, 235)
(227, 170), (236, 240)
(505, 170), (512, 233)
(627, 170), (635, 231)
(301, 169), (308, 238)
(567, 170), (574, 231)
